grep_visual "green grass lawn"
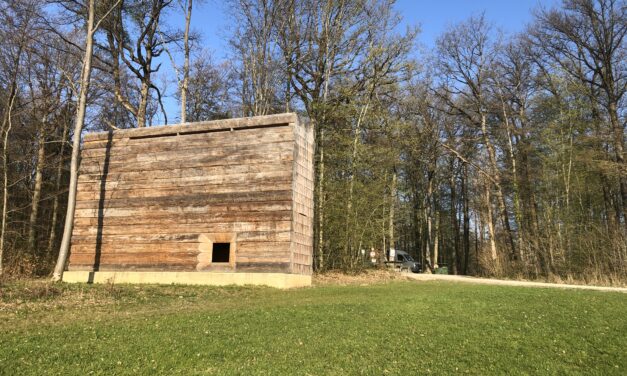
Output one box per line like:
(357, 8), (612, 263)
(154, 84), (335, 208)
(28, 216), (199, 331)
(0, 280), (625, 375)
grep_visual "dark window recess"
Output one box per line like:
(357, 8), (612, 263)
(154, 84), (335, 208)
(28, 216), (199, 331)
(212, 243), (231, 263)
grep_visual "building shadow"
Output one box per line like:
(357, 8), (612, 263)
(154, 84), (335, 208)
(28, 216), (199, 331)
(93, 130), (113, 272)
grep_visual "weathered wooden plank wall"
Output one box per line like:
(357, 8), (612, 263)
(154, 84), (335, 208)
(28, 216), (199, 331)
(68, 114), (313, 275)
(290, 120), (315, 275)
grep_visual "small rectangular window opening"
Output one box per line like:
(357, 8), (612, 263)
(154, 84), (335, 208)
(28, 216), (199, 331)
(212, 243), (231, 263)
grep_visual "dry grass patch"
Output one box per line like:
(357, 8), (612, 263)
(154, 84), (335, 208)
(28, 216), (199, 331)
(0, 279), (121, 314)
(313, 268), (406, 286)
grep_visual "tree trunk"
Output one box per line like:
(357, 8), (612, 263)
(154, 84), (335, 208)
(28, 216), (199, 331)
(502, 105), (523, 262)
(316, 128), (325, 270)
(389, 170), (397, 253)
(433, 209), (439, 269)
(137, 80), (150, 128)
(462, 164), (470, 274)
(53, 0), (96, 281)
(47, 120), (70, 255)
(0, 85), (19, 277)
(0, 43), (22, 276)
(484, 184), (498, 263)
(608, 102), (627, 228)
(180, 0), (192, 123)
(449, 165), (458, 274)
(345, 104), (369, 262)
(27, 130), (46, 255)
(480, 113), (516, 260)
(423, 170), (435, 272)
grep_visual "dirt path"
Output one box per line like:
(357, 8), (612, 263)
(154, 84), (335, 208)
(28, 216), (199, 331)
(403, 272), (627, 293)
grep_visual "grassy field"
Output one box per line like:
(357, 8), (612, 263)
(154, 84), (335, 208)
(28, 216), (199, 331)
(0, 278), (625, 375)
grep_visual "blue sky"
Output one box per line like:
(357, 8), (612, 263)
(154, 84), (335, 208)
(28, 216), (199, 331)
(399, 0), (560, 47)
(156, 0), (561, 123)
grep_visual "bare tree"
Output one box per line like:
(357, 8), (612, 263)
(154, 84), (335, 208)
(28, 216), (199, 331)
(0, 0), (34, 276)
(183, 51), (231, 121)
(435, 14), (518, 262)
(53, 0), (121, 281)
(530, 0), (627, 226)
(275, 0), (374, 269)
(228, 0), (283, 116)
(102, 0), (174, 128)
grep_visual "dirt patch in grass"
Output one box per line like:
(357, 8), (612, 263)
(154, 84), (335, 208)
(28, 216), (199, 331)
(313, 268), (406, 286)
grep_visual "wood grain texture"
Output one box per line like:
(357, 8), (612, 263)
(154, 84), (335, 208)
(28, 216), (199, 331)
(83, 113), (296, 142)
(290, 117), (315, 275)
(68, 114), (314, 275)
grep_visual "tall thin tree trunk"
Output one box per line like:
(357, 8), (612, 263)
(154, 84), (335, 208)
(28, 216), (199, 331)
(316, 128), (325, 270)
(27, 129), (46, 255)
(504, 107), (523, 262)
(53, 0), (97, 281)
(389, 170), (397, 253)
(424, 170), (435, 272)
(345, 104), (369, 261)
(462, 164), (470, 274)
(496, 83), (525, 262)
(47, 120), (70, 255)
(180, 0), (192, 123)
(475, 211), (481, 271)
(433, 209), (439, 269)
(480, 113), (516, 260)
(484, 184), (498, 263)
(449, 166), (458, 274)
(0, 44), (22, 277)
(0, 85), (19, 277)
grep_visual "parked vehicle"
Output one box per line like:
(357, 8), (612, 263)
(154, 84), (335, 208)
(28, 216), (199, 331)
(394, 250), (421, 273)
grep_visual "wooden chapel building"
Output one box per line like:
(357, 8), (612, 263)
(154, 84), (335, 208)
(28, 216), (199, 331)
(62, 113), (314, 288)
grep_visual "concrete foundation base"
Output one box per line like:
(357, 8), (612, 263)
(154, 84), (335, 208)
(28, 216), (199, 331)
(62, 271), (312, 289)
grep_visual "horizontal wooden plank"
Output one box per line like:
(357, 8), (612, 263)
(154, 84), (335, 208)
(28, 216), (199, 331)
(77, 170), (291, 193)
(81, 131), (293, 158)
(83, 113), (297, 142)
(74, 203), (291, 218)
(291, 263), (312, 275)
(82, 128), (293, 157)
(237, 241), (290, 254)
(76, 180), (293, 201)
(79, 150), (293, 175)
(74, 201), (292, 218)
(71, 221), (293, 236)
(70, 242), (199, 254)
(75, 190), (293, 210)
(78, 161), (293, 183)
(80, 141), (293, 170)
(235, 262), (290, 272)
(71, 231), (291, 245)
(69, 251), (198, 265)
(70, 251), (291, 271)
(70, 243), (290, 258)
(236, 255), (291, 263)
(72, 210), (292, 227)
(68, 262), (296, 272)
(67, 264), (196, 272)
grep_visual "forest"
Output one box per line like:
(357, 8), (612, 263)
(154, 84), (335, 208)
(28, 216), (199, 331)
(0, 0), (625, 284)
